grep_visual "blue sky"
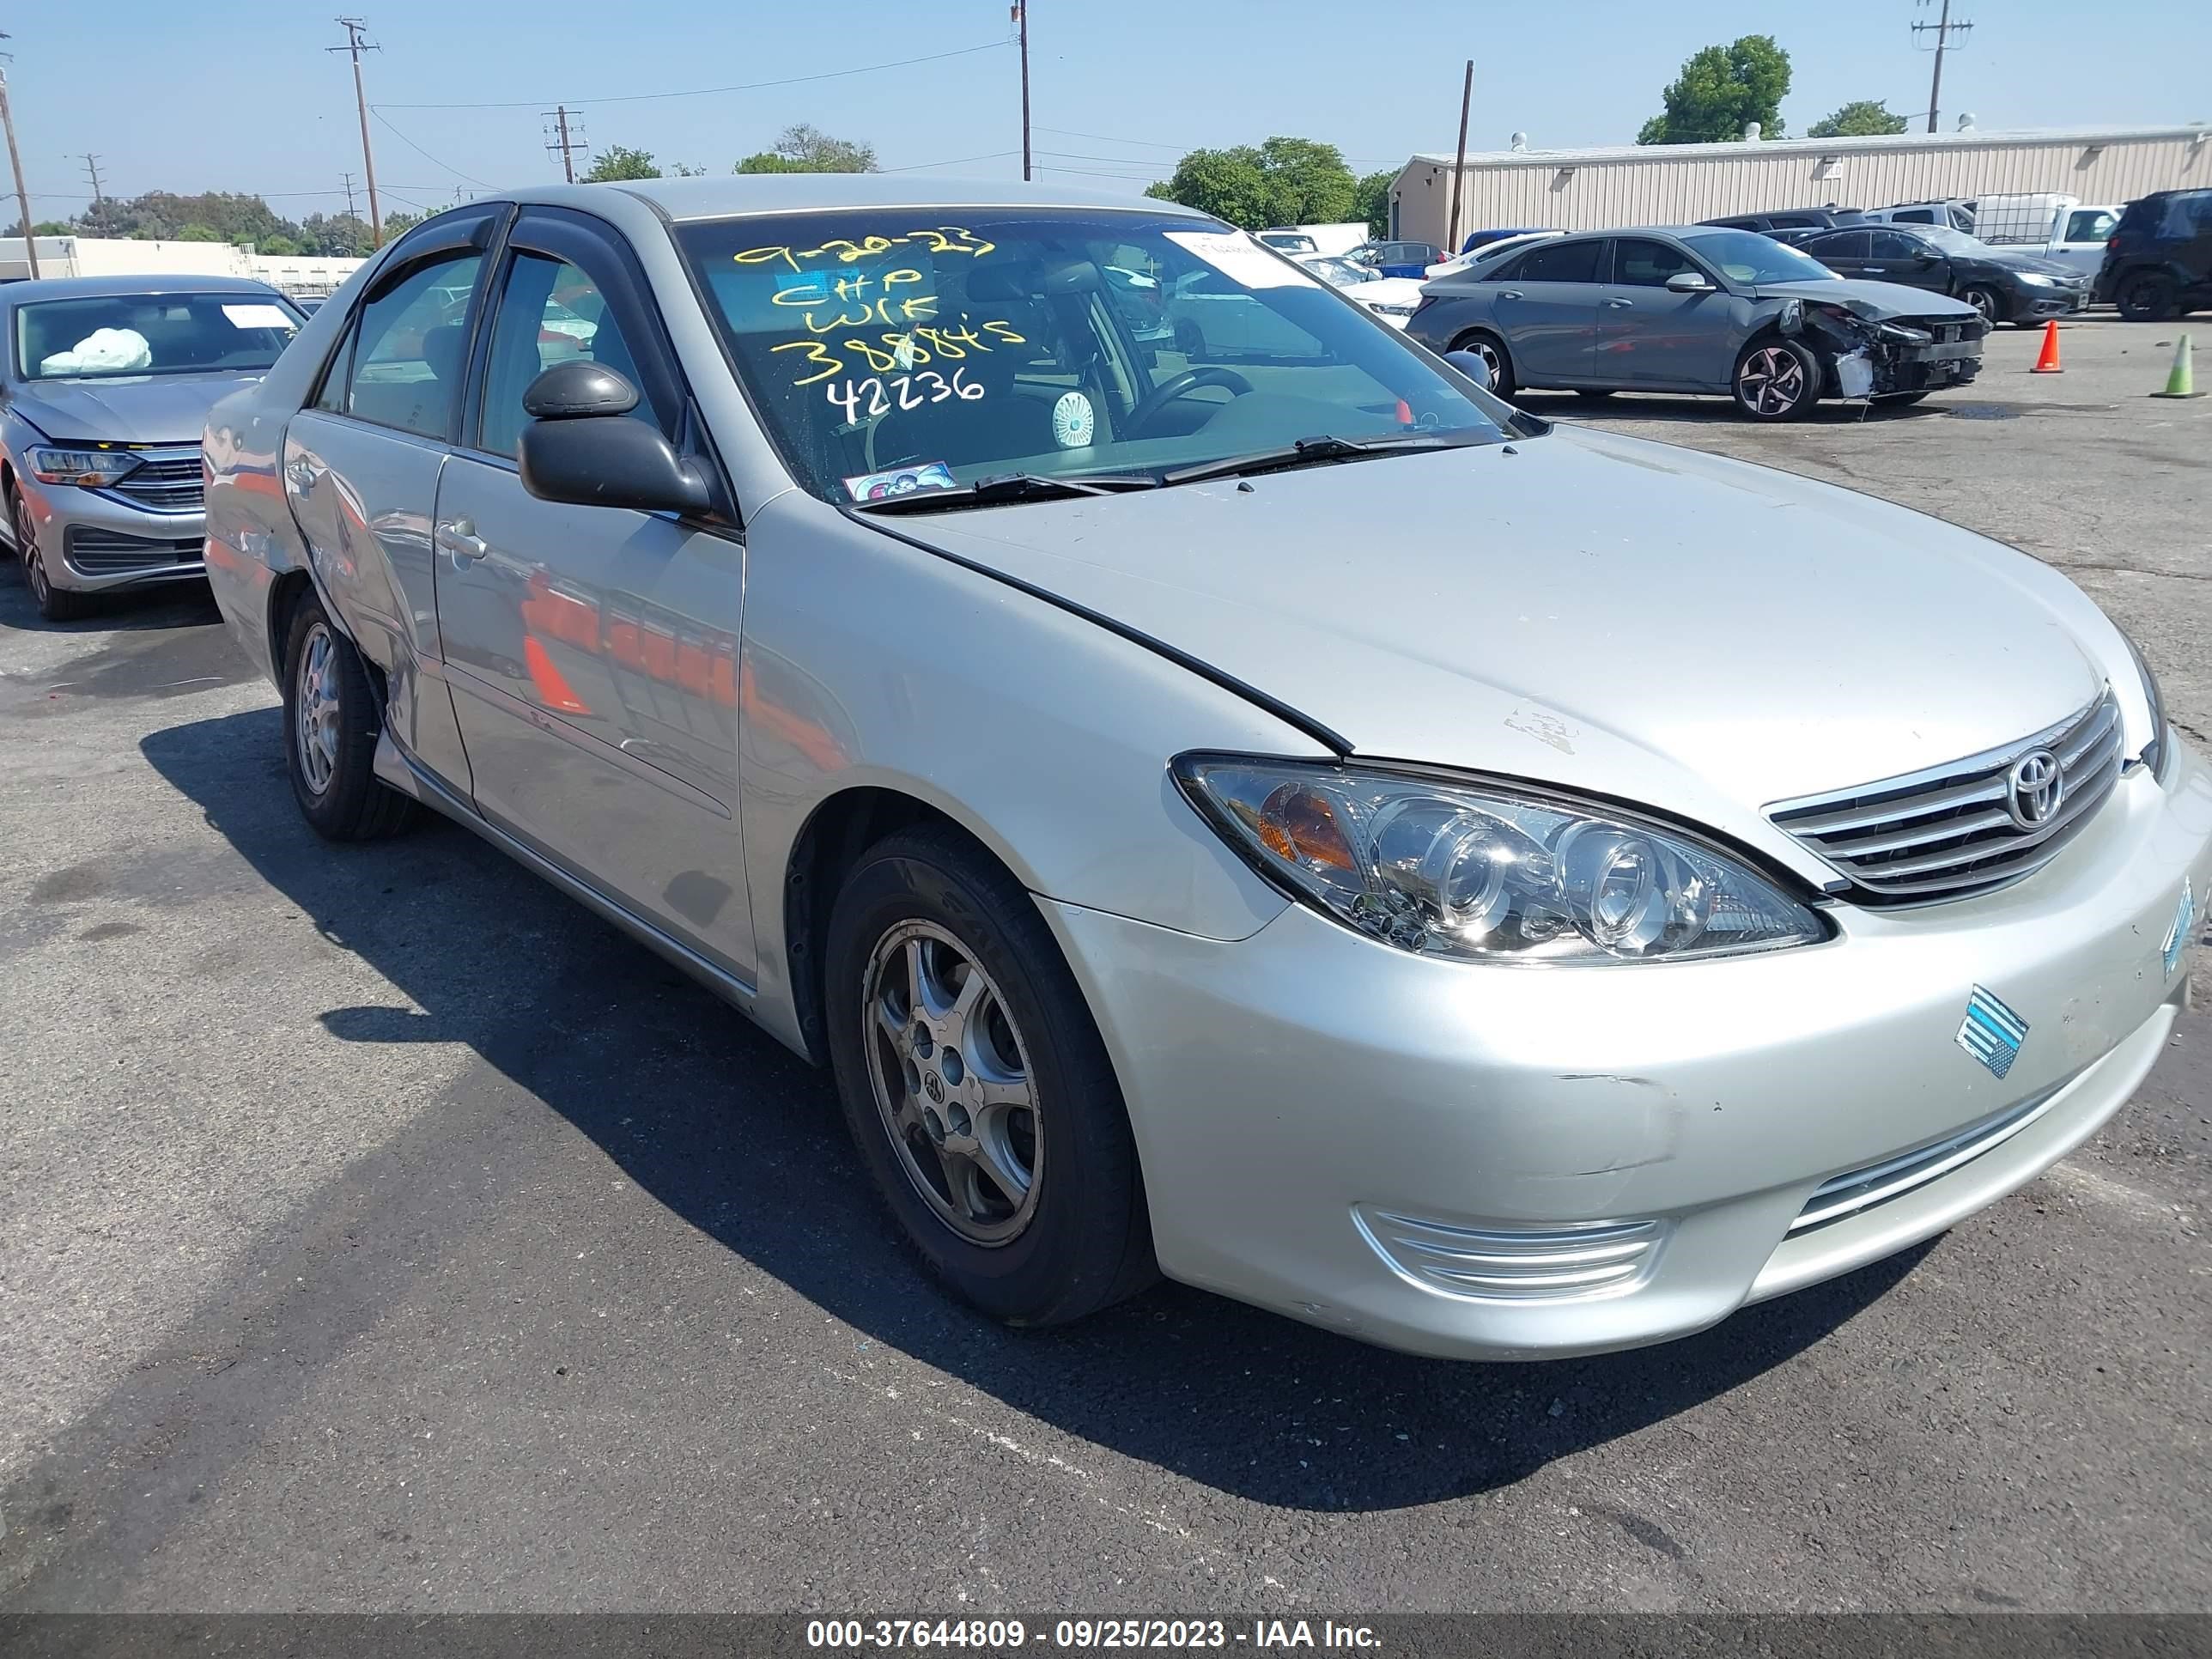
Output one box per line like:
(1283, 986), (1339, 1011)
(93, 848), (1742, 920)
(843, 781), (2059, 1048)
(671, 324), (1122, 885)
(6, 1), (2204, 220)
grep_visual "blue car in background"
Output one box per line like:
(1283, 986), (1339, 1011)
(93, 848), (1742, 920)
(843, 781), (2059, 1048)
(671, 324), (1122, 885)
(1365, 240), (1443, 278)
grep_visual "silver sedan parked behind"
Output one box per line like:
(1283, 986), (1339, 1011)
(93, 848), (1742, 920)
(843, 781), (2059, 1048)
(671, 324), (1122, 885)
(1407, 227), (1985, 419)
(2, 275), (302, 619)
(204, 178), (2209, 1362)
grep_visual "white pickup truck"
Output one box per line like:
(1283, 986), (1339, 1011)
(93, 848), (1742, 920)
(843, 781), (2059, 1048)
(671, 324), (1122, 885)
(1972, 194), (2122, 280)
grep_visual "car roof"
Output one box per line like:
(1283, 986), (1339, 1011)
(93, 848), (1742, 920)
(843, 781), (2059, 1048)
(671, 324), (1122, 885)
(506, 174), (1213, 225)
(0, 273), (286, 304)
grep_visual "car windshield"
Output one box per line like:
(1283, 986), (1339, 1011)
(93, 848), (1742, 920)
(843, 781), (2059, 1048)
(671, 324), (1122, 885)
(1677, 229), (1837, 285)
(15, 292), (301, 380)
(677, 209), (1516, 504)
(1297, 256), (1371, 289)
(1912, 226), (1990, 255)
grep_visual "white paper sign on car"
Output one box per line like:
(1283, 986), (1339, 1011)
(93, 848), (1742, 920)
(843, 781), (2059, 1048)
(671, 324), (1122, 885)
(1164, 230), (1310, 289)
(222, 303), (297, 331)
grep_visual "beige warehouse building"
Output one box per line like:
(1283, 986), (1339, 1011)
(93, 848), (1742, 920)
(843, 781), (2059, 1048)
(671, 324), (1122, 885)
(1389, 123), (2210, 248)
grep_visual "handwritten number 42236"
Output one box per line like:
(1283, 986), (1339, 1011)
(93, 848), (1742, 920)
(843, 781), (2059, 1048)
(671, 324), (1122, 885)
(826, 370), (982, 421)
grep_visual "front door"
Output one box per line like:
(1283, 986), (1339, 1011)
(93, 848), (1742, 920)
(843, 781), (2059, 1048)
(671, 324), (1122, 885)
(1865, 230), (1952, 293)
(1599, 237), (1732, 388)
(1492, 238), (1602, 383)
(430, 208), (756, 981)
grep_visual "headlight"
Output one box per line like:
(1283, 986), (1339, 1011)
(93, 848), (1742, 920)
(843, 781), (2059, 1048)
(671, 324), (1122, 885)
(1366, 301), (1419, 317)
(26, 445), (143, 486)
(1175, 756), (1827, 964)
(2015, 272), (2057, 288)
(1876, 321), (1933, 344)
(2123, 631), (2172, 781)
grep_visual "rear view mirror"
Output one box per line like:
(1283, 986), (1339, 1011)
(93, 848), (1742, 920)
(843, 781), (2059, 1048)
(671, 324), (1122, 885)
(1444, 349), (1493, 389)
(1665, 271), (1716, 294)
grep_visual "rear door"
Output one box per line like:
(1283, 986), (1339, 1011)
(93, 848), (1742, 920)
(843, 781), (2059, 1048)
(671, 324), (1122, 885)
(282, 209), (501, 792)
(429, 206), (756, 980)
(1491, 238), (1603, 383)
(1600, 236), (1732, 388)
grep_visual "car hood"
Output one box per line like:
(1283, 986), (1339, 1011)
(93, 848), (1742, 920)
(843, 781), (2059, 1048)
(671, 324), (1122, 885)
(7, 371), (264, 445)
(1342, 276), (1425, 306)
(1754, 278), (1981, 318)
(871, 428), (2119, 855)
(1976, 250), (2081, 277)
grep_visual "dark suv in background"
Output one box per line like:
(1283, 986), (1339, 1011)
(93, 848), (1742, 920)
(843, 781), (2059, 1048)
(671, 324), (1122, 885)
(1700, 209), (1867, 235)
(2096, 189), (2212, 320)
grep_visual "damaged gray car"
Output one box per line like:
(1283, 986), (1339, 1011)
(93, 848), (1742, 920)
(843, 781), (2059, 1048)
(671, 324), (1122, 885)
(1406, 226), (1984, 420)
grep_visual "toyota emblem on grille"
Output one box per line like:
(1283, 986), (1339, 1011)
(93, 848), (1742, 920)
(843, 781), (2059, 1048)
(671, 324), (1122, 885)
(2006, 749), (2065, 830)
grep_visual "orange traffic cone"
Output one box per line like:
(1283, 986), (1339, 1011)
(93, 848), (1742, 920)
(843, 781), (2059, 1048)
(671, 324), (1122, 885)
(2031, 319), (2063, 374)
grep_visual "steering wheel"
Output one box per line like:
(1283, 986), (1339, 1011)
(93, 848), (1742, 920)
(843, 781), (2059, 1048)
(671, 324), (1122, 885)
(1124, 366), (1255, 436)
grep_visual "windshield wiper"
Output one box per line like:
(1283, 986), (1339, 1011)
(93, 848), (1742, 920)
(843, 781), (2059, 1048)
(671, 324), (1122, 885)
(855, 471), (1159, 514)
(1159, 432), (1488, 488)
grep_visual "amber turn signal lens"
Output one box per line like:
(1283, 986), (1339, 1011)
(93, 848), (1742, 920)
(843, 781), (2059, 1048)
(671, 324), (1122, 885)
(1259, 783), (1359, 872)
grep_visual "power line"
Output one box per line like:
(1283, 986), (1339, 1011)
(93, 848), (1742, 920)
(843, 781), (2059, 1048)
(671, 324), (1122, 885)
(371, 108), (495, 188)
(882, 149), (1023, 173)
(1035, 125), (1191, 152)
(376, 39), (1010, 112)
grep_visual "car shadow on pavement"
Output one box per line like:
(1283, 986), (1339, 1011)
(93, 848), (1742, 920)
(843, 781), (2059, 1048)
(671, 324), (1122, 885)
(137, 707), (1929, 1516)
(0, 566), (225, 635)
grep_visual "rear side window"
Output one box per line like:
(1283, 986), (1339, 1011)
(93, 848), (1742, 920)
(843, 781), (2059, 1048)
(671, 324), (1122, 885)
(341, 252), (483, 439)
(1510, 240), (1602, 283)
(1893, 208), (1938, 225)
(1817, 231), (1872, 259)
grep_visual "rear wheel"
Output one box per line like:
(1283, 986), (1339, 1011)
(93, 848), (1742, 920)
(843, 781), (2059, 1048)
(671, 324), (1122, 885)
(825, 824), (1155, 1327)
(15, 492), (93, 622)
(1449, 331), (1515, 400)
(281, 592), (419, 841)
(1732, 337), (1821, 421)
(2117, 271), (2179, 322)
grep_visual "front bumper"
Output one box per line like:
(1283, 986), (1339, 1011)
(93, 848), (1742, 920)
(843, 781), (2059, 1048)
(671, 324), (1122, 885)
(1045, 744), (2212, 1361)
(2013, 285), (2091, 319)
(17, 476), (206, 593)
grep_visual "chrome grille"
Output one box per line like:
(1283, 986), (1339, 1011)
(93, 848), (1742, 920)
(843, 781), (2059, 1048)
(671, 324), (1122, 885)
(1353, 1207), (1665, 1301)
(106, 453), (204, 512)
(1788, 1086), (2062, 1235)
(64, 526), (203, 574)
(1769, 688), (2124, 902)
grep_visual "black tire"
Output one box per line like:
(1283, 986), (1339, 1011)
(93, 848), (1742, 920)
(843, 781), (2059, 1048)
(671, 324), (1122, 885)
(1449, 330), (1515, 400)
(14, 491), (94, 621)
(2116, 271), (2179, 323)
(280, 591), (418, 841)
(1732, 335), (1821, 421)
(824, 823), (1156, 1328)
(1959, 284), (2005, 326)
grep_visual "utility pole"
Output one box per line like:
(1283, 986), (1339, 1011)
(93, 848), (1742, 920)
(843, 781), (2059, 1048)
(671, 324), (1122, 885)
(330, 17), (383, 244)
(80, 153), (103, 216)
(1013, 2), (1030, 182)
(0, 34), (37, 277)
(544, 105), (582, 183)
(1446, 60), (1474, 258)
(1912, 0), (1974, 135)
(340, 170), (357, 218)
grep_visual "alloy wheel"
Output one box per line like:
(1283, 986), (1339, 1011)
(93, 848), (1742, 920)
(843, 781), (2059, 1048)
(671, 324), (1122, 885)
(294, 623), (342, 797)
(1738, 346), (1806, 416)
(861, 919), (1042, 1246)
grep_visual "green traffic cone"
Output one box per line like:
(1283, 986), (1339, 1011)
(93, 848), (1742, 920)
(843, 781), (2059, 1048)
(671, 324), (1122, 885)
(2152, 333), (2201, 398)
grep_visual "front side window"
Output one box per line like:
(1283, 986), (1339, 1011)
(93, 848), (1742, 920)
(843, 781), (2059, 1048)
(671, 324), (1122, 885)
(478, 252), (661, 458)
(343, 252), (483, 439)
(15, 292), (300, 381)
(1870, 231), (1929, 260)
(677, 210), (1515, 504)
(1677, 229), (1836, 285)
(1510, 240), (1602, 283)
(1612, 239), (1702, 287)
(2064, 210), (2117, 242)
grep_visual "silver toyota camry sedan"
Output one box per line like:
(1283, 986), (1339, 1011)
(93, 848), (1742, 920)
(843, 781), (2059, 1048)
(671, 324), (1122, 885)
(204, 177), (2211, 1361)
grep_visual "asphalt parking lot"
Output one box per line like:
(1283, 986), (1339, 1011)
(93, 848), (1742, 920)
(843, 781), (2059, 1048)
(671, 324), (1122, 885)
(2, 315), (2208, 1614)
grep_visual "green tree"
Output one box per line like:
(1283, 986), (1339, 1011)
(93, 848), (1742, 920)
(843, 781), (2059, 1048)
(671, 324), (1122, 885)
(1147, 137), (1358, 230)
(735, 123), (878, 173)
(1808, 100), (1909, 138)
(1637, 35), (1791, 144)
(177, 223), (223, 242)
(583, 145), (660, 182)
(299, 212), (374, 258)
(258, 233), (301, 255)
(1352, 167), (1395, 238)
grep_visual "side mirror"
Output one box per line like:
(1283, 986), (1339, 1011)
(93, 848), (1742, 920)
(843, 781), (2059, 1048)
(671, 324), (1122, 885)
(1444, 349), (1493, 389)
(1664, 270), (1716, 294)
(518, 364), (713, 516)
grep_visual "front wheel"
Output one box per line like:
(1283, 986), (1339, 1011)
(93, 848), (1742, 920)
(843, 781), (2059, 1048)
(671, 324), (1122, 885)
(2117, 271), (2179, 322)
(1959, 284), (2004, 325)
(825, 824), (1155, 1327)
(15, 493), (93, 621)
(1732, 337), (1821, 421)
(281, 592), (418, 840)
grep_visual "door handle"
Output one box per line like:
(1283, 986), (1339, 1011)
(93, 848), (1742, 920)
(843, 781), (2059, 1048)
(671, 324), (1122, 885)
(435, 517), (488, 567)
(1498, 289), (1523, 300)
(284, 458), (321, 493)
(1605, 298), (1635, 308)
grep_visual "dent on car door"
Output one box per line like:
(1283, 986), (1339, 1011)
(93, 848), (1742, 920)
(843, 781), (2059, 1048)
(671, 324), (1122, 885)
(1492, 239), (1602, 383)
(430, 210), (756, 981)
(282, 214), (501, 793)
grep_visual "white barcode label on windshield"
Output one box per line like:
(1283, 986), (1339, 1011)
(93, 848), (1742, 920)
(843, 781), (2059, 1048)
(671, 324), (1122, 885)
(222, 303), (296, 330)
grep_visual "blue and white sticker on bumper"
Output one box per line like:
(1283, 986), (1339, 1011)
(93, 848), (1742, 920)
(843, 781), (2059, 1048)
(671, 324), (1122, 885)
(1956, 986), (2029, 1079)
(2164, 881), (2195, 981)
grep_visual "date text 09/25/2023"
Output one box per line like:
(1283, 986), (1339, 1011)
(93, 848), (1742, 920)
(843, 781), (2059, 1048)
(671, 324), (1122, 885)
(805, 1619), (1382, 1650)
